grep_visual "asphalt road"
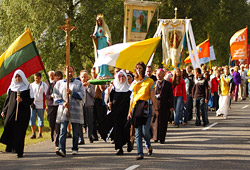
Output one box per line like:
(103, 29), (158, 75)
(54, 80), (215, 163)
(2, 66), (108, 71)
(0, 100), (250, 170)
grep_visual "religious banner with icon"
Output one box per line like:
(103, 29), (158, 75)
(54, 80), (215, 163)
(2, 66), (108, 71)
(123, 0), (159, 42)
(161, 19), (185, 68)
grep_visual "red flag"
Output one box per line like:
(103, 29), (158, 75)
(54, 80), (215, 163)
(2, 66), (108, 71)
(184, 39), (210, 64)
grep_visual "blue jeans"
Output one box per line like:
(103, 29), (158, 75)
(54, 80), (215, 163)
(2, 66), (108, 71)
(30, 108), (45, 127)
(179, 100), (184, 123)
(59, 121), (80, 154)
(174, 96), (183, 126)
(194, 98), (208, 124)
(135, 106), (152, 157)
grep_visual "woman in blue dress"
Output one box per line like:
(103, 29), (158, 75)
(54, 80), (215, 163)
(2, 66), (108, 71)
(90, 14), (113, 78)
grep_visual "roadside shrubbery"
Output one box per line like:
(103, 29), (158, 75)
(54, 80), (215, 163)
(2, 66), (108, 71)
(0, 94), (7, 126)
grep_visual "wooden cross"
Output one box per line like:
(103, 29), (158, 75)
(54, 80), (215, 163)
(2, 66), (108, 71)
(59, 18), (77, 117)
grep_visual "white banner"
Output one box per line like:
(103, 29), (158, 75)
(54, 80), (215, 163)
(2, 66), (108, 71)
(161, 19), (185, 68)
(148, 19), (200, 68)
(185, 19), (200, 68)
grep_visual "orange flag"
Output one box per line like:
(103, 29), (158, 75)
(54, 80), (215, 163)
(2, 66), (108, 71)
(230, 27), (248, 61)
(184, 39), (210, 64)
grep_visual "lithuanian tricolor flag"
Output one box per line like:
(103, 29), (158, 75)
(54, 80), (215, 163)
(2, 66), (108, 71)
(0, 29), (44, 96)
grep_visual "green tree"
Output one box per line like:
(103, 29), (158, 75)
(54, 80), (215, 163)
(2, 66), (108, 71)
(0, 0), (249, 74)
(0, 0), (126, 74)
(151, 0), (250, 66)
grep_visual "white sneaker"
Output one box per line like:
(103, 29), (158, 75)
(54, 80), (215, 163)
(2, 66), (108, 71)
(56, 149), (65, 157)
(72, 150), (78, 155)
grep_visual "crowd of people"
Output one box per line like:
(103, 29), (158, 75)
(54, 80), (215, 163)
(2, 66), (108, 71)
(1, 62), (250, 160)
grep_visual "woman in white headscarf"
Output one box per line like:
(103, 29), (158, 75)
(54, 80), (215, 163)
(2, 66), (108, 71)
(98, 70), (132, 155)
(0, 69), (34, 158)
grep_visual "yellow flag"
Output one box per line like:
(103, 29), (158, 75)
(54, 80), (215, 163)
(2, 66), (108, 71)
(94, 37), (161, 72)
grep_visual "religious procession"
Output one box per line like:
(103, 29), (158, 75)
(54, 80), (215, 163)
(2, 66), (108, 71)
(0, 0), (250, 169)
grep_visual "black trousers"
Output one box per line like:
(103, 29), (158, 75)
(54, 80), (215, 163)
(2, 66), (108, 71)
(47, 105), (59, 144)
(158, 113), (169, 143)
(93, 99), (107, 138)
(213, 92), (219, 111)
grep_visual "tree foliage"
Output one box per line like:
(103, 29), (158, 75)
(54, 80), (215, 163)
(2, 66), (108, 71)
(0, 0), (249, 74)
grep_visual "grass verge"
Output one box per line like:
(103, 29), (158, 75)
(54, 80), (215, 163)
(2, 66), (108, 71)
(0, 119), (51, 152)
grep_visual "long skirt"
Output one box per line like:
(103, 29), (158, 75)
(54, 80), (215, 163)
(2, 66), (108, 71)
(216, 95), (230, 117)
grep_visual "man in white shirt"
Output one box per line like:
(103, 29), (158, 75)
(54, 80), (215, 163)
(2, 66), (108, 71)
(30, 72), (48, 139)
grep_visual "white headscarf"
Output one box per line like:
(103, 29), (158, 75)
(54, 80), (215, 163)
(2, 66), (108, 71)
(113, 70), (130, 92)
(8, 69), (34, 98)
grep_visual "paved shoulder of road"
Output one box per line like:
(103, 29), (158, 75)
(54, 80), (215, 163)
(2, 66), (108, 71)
(0, 100), (250, 170)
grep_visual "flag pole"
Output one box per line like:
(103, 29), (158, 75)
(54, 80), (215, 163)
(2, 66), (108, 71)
(207, 34), (211, 69)
(15, 91), (20, 121)
(174, 7), (177, 19)
(208, 50), (211, 69)
(228, 54), (231, 66)
(246, 26), (248, 66)
(43, 69), (52, 93)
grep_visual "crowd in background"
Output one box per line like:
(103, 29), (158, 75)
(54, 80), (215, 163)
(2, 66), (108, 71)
(1, 62), (250, 159)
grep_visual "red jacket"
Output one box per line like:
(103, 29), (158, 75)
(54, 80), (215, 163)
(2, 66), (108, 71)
(211, 77), (220, 93)
(170, 78), (187, 101)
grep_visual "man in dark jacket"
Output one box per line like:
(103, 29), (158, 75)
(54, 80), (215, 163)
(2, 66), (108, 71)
(153, 69), (174, 144)
(186, 66), (194, 120)
(192, 68), (209, 126)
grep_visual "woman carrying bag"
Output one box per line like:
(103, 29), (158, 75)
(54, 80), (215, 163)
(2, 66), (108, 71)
(127, 61), (158, 160)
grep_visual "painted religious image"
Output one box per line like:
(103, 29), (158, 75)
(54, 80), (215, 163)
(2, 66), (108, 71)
(168, 30), (183, 49)
(131, 10), (148, 33)
(161, 19), (185, 68)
